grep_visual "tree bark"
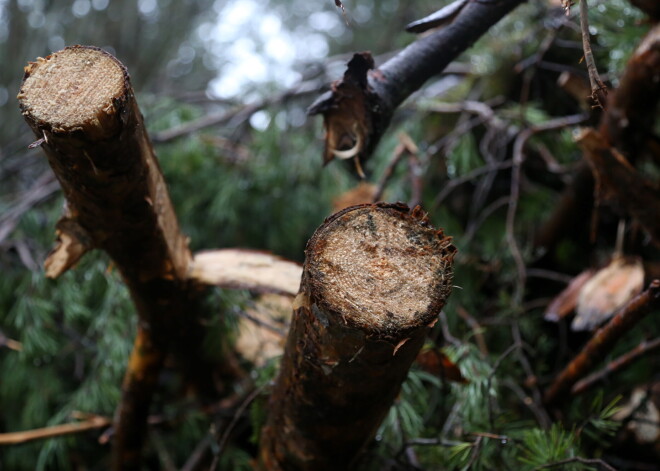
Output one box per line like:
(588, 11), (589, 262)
(308, 0), (527, 174)
(18, 46), (212, 470)
(258, 203), (456, 471)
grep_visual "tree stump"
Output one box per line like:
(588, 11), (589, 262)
(259, 202), (456, 471)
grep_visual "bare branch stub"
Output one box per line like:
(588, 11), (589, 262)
(309, 0), (526, 176)
(259, 203), (456, 471)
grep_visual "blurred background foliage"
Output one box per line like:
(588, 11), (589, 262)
(0, 0), (657, 469)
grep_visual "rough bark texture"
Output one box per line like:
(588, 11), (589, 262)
(308, 0), (527, 174)
(259, 203), (456, 471)
(18, 46), (211, 470)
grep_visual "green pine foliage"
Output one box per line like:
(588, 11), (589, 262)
(1, 0), (658, 469)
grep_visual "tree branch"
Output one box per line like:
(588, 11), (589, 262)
(544, 280), (660, 405)
(309, 0), (527, 174)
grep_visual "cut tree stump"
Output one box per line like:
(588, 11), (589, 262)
(18, 46), (213, 470)
(259, 203), (456, 471)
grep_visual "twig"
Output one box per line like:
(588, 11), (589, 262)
(149, 429), (177, 471)
(209, 385), (265, 470)
(0, 415), (111, 445)
(571, 337), (660, 396)
(578, 0), (607, 108)
(456, 306), (488, 356)
(486, 343), (518, 429)
(433, 161), (513, 209)
(511, 321), (552, 429)
(0, 330), (22, 351)
(0, 171), (59, 244)
(181, 435), (213, 471)
(152, 81), (321, 143)
(373, 132), (419, 202)
(544, 280), (660, 405)
(506, 114), (588, 305)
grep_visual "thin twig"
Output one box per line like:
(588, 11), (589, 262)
(373, 132), (418, 202)
(578, 0), (608, 108)
(486, 343), (518, 429)
(0, 415), (111, 445)
(506, 114), (588, 305)
(511, 321), (552, 429)
(456, 306), (488, 356)
(0, 329), (22, 351)
(152, 81), (321, 143)
(209, 385), (265, 470)
(571, 337), (660, 396)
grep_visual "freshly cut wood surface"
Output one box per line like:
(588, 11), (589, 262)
(307, 204), (454, 335)
(189, 249), (302, 296)
(259, 203), (456, 471)
(19, 46), (127, 139)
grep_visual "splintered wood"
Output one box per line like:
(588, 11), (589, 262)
(259, 203), (455, 471)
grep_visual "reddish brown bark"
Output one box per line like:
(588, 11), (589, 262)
(258, 203), (456, 471)
(18, 46), (213, 470)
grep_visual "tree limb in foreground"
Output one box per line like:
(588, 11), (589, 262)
(18, 46), (214, 470)
(259, 203), (456, 471)
(308, 0), (527, 176)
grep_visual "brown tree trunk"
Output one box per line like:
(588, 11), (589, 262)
(258, 203), (456, 471)
(18, 46), (212, 470)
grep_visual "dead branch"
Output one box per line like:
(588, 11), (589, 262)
(544, 280), (660, 405)
(308, 0), (526, 174)
(152, 81), (321, 144)
(0, 415), (111, 445)
(578, 0), (608, 108)
(571, 337), (660, 396)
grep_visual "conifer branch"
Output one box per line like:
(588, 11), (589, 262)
(544, 280), (660, 405)
(308, 0), (527, 174)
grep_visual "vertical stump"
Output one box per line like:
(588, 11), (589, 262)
(259, 203), (456, 471)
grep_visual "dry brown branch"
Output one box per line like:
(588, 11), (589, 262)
(0, 330), (22, 351)
(571, 337), (660, 396)
(544, 280), (660, 405)
(258, 203), (456, 471)
(578, 0), (608, 108)
(0, 415), (111, 445)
